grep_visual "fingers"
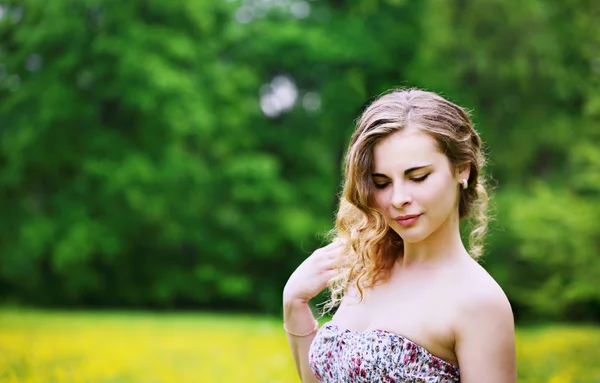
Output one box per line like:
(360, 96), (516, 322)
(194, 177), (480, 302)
(322, 240), (346, 255)
(322, 257), (340, 271)
(321, 242), (340, 251)
(310, 242), (342, 261)
(312, 241), (346, 269)
(325, 269), (339, 284)
(324, 237), (346, 248)
(331, 238), (347, 247)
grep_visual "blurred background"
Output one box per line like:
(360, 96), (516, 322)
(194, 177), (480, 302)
(0, 0), (598, 382)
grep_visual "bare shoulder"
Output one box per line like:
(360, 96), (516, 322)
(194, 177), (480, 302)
(455, 260), (513, 315)
(451, 259), (517, 382)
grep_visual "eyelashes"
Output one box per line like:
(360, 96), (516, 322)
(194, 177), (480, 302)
(412, 173), (430, 182)
(373, 173), (430, 189)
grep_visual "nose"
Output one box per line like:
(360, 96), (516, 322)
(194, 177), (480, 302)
(391, 183), (412, 209)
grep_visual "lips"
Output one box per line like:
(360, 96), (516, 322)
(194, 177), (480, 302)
(394, 214), (422, 227)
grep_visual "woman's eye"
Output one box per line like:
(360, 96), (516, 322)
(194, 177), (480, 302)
(374, 182), (389, 189)
(411, 173), (430, 182)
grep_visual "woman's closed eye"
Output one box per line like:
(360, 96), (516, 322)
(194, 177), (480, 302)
(373, 172), (430, 189)
(373, 173), (429, 188)
(411, 173), (430, 182)
(373, 181), (390, 189)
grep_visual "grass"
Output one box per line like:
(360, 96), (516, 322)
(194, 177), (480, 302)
(0, 308), (599, 382)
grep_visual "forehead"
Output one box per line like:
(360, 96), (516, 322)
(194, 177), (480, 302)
(372, 129), (447, 172)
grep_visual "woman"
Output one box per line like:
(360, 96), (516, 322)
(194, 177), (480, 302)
(283, 89), (517, 382)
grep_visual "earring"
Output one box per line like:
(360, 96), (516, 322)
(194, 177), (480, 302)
(461, 179), (468, 189)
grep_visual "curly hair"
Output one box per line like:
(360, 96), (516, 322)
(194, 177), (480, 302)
(323, 88), (489, 313)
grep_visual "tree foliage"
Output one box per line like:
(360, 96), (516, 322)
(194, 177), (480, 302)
(0, 0), (598, 319)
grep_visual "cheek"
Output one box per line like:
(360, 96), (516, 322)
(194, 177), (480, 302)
(373, 189), (396, 215)
(426, 177), (458, 210)
(419, 176), (455, 206)
(373, 190), (387, 209)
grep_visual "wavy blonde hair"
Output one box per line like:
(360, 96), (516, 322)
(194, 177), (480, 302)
(324, 88), (489, 313)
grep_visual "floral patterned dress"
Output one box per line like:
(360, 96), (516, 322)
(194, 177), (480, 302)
(308, 322), (460, 383)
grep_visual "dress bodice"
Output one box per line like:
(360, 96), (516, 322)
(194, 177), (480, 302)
(308, 322), (460, 382)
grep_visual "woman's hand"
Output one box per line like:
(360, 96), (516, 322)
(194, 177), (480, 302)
(283, 241), (344, 383)
(283, 240), (345, 304)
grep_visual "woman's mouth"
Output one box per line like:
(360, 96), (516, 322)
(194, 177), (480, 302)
(394, 214), (422, 227)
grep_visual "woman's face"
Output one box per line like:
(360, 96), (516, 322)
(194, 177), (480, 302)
(371, 129), (468, 244)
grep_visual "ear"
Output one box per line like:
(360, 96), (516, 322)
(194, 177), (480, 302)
(456, 162), (471, 183)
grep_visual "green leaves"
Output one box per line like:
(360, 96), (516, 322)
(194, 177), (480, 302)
(0, 0), (597, 318)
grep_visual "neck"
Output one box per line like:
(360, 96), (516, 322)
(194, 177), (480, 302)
(397, 211), (469, 270)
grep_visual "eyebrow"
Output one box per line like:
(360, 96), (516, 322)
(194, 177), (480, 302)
(371, 165), (431, 178)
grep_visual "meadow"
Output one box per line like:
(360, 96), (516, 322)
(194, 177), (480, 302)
(1, 309), (599, 383)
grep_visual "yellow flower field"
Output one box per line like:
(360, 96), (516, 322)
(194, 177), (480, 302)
(0, 309), (599, 383)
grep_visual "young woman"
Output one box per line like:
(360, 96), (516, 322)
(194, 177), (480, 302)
(283, 89), (517, 382)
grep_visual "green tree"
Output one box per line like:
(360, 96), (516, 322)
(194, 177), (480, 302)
(0, 0), (598, 320)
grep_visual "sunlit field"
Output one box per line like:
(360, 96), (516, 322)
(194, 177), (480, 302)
(1, 309), (599, 383)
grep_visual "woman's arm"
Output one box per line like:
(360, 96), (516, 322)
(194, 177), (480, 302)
(283, 298), (319, 383)
(283, 241), (343, 382)
(454, 288), (517, 382)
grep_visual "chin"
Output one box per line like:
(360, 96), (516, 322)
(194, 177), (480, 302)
(392, 227), (431, 244)
(400, 234), (430, 244)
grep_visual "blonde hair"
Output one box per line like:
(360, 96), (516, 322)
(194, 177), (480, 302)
(324, 88), (489, 313)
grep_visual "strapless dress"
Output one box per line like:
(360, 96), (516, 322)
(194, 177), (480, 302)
(308, 322), (460, 382)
